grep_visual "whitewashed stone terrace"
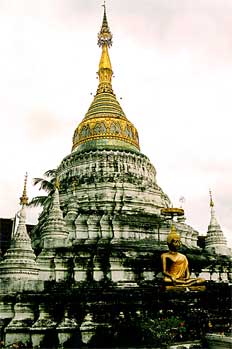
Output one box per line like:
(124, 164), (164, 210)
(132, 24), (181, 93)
(53, 149), (199, 248)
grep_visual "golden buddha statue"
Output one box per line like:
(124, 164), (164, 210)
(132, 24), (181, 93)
(161, 225), (205, 288)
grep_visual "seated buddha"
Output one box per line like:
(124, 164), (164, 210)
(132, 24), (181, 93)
(161, 225), (205, 287)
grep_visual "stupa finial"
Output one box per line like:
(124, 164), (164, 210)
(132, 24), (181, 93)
(97, 4), (113, 90)
(98, 2), (112, 48)
(20, 172), (28, 206)
(71, 2), (140, 153)
(55, 177), (60, 190)
(209, 188), (214, 207)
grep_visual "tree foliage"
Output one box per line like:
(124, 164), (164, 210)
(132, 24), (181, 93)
(28, 169), (57, 210)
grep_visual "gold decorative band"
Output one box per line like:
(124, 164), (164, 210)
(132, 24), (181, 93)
(161, 208), (185, 217)
(72, 116), (140, 151)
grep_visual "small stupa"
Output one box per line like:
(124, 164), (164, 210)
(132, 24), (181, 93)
(36, 179), (69, 281)
(205, 190), (230, 256)
(0, 173), (39, 280)
(40, 179), (68, 248)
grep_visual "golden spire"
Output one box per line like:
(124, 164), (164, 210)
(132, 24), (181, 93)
(209, 189), (214, 207)
(97, 3), (113, 90)
(20, 172), (28, 206)
(71, 4), (140, 153)
(98, 44), (113, 84)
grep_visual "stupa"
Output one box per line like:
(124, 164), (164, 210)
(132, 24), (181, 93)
(33, 5), (200, 253)
(0, 173), (38, 281)
(0, 5), (231, 348)
(205, 190), (230, 255)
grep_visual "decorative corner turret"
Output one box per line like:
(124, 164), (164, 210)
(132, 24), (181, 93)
(0, 173), (39, 280)
(205, 189), (230, 255)
(72, 4), (140, 153)
(40, 183), (68, 248)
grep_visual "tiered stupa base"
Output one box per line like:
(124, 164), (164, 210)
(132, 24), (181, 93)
(0, 277), (231, 348)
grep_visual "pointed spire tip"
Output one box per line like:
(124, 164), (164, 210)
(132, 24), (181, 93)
(20, 172), (28, 206)
(209, 189), (214, 207)
(98, 2), (112, 47)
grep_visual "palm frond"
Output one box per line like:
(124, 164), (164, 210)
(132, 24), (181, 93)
(39, 180), (55, 192)
(33, 177), (44, 186)
(28, 196), (48, 207)
(30, 168), (57, 210)
(33, 178), (55, 192)
(44, 169), (57, 178)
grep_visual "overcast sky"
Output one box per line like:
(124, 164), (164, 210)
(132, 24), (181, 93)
(0, 0), (231, 246)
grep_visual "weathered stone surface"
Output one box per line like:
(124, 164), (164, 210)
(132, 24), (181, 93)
(79, 313), (97, 344)
(206, 334), (232, 349)
(4, 301), (35, 346)
(40, 188), (69, 248)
